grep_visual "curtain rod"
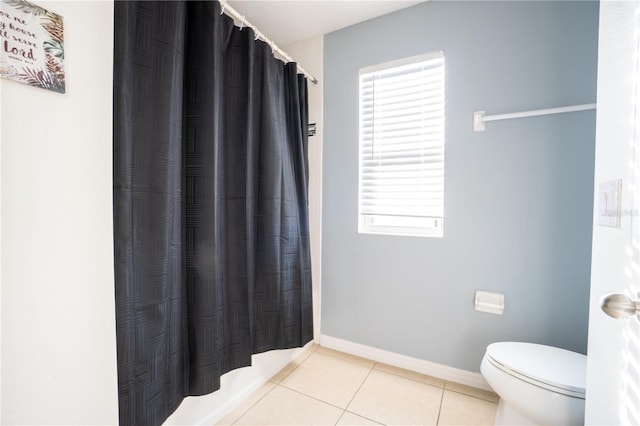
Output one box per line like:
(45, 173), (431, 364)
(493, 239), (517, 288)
(219, 0), (318, 85)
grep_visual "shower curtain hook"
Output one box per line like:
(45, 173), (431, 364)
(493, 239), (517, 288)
(220, 1), (226, 15)
(240, 16), (245, 30)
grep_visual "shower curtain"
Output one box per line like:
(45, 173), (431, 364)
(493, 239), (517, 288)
(113, 1), (313, 424)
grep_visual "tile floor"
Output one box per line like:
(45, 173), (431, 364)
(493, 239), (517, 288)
(218, 345), (498, 425)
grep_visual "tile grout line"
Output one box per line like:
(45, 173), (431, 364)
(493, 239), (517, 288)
(275, 351), (384, 425)
(374, 367), (445, 391)
(340, 409), (386, 426)
(334, 362), (378, 425)
(274, 350), (359, 412)
(276, 353), (358, 406)
(320, 346), (497, 403)
(229, 382), (278, 426)
(279, 382), (350, 412)
(229, 346), (320, 425)
(434, 386), (446, 426)
(334, 409), (347, 426)
(272, 355), (379, 423)
(444, 387), (499, 404)
(255, 383), (386, 426)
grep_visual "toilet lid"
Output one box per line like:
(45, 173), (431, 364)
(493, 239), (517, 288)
(486, 342), (586, 398)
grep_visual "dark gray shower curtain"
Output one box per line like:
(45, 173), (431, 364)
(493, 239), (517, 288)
(113, 1), (313, 424)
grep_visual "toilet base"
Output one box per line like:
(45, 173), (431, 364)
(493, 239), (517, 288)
(495, 398), (538, 426)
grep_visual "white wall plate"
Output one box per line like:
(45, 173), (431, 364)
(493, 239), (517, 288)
(598, 179), (622, 228)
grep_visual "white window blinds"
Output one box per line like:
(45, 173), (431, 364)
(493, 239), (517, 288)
(358, 51), (445, 237)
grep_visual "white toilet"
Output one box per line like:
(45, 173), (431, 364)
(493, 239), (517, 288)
(480, 342), (586, 425)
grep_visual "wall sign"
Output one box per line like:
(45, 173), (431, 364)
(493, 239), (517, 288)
(0, 0), (64, 93)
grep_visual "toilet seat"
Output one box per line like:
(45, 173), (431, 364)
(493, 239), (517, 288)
(485, 342), (586, 399)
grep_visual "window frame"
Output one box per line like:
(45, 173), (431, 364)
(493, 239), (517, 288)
(357, 51), (446, 238)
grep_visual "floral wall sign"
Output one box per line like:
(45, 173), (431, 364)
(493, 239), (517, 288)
(0, 0), (64, 93)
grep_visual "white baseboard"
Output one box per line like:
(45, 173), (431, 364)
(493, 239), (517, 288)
(319, 334), (491, 391)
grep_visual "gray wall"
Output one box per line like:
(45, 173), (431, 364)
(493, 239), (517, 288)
(322, 1), (599, 372)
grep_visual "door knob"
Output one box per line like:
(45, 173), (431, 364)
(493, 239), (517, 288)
(600, 293), (640, 319)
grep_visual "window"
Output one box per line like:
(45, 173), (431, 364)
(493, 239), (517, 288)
(358, 51), (445, 238)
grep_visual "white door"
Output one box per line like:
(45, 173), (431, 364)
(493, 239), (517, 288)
(586, 1), (640, 424)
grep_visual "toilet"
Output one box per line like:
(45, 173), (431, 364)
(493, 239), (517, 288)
(480, 342), (586, 425)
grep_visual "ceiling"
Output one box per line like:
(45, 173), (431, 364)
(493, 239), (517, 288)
(226, 1), (424, 47)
